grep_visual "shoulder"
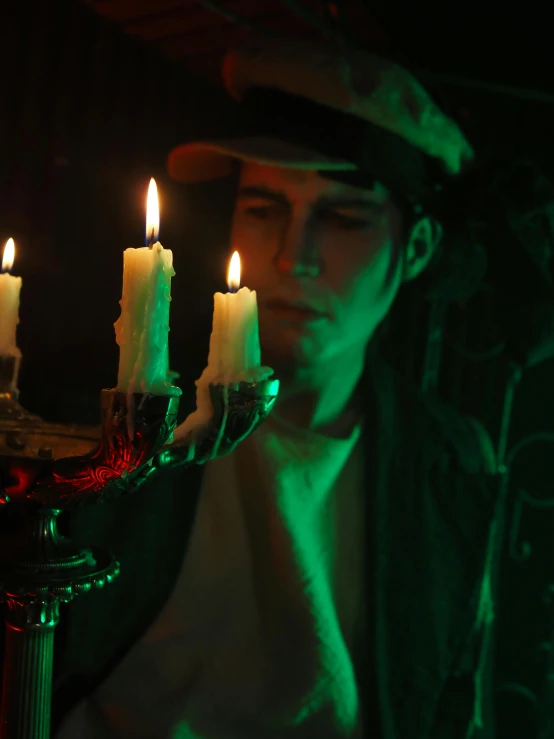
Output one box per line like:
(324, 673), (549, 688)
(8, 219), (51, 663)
(374, 360), (497, 478)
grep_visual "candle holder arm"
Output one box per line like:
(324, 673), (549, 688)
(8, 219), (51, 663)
(106, 378), (280, 496)
(1, 389), (180, 510)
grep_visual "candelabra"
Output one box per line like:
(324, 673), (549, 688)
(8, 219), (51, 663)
(0, 354), (278, 739)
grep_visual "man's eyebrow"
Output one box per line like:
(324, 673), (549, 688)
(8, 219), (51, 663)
(237, 186), (289, 205)
(237, 187), (384, 211)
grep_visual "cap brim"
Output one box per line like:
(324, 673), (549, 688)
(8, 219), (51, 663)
(168, 135), (356, 183)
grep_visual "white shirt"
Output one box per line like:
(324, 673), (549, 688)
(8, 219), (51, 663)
(55, 411), (366, 739)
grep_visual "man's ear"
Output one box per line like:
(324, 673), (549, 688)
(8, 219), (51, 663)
(402, 216), (443, 283)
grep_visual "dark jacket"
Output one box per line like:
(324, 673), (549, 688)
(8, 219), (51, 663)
(48, 357), (500, 738)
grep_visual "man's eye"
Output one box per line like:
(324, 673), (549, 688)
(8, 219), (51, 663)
(244, 206), (272, 219)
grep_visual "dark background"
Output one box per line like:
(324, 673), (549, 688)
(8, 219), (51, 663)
(2, 1), (554, 736)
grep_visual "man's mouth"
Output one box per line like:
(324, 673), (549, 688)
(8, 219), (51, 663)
(263, 298), (329, 321)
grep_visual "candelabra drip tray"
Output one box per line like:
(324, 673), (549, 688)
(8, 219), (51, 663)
(0, 393), (99, 467)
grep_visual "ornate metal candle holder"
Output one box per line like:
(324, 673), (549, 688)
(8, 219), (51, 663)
(0, 354), (278, 739)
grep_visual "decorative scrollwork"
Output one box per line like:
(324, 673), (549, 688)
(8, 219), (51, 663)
(95, 379), (280, 498)
(509, 489), (534, 562)
(0, 390), (180, 509)
(494, 681), (542, 730)
(0, 557), (121, 619)
(503, 433), (554, 564)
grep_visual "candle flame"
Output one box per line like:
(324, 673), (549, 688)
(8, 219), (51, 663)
(2, 238), (15, 273)
(145, 178), (160, 245)
(227, 251), (241, 291)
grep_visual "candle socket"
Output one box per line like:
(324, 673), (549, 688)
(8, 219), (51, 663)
(0, 353), (21, 397)
(143, 378), (279, 480)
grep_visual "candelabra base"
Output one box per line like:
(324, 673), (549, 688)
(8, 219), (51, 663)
(0, 507), (119, 739)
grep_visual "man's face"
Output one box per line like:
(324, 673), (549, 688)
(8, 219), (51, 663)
(230, 161), (405, 374)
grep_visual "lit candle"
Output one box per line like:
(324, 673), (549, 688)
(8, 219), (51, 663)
(173, 251), (273, 443)
(0, 238), (22, 357)
(114, 178), (176, 395)
(208, 251), (261, 379)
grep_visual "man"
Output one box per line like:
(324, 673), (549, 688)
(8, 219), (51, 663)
(52, 37), (499, 738)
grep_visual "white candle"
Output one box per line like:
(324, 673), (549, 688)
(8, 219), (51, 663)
(114, 178), (175, 395)
(208, 251), (261, 380)
(0, 238), (22, 357)
(173, 251), (273, 443)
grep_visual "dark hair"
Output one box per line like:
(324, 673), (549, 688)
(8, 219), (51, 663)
(420, 156), (554, 302)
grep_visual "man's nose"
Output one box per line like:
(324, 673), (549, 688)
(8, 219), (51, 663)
(272, 215), (321, 278)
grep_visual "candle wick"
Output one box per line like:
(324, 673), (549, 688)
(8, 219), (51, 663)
(147, 227), (156, 249)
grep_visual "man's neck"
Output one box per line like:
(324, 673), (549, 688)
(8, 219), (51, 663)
(271, 350), (366, 438)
